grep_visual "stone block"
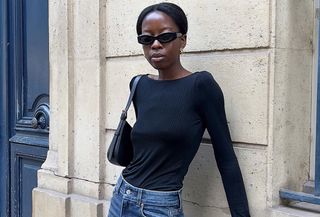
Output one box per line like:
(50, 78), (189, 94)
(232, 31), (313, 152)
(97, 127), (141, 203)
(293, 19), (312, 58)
(73, 0), (101, 59)
(106, 0), (270, 56)
(105, 51), (269, 145)
(272, 205), (320, 217)
(33, 188), (70, 217)
(183, 202), (231, 217)
(271, 48), (312, 204)
(72, 178), (104, 199)
(73, 58), (104, 181)
(37, 169), (71, 194)
(70, 194), (105, 217)
(49, 0), (69, 154)
(183, 144), (268, 217)
(275, 0), (314, 50)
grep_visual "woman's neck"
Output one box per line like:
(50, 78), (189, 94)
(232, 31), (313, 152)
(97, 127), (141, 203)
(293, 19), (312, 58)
(157, 64), (190, 80)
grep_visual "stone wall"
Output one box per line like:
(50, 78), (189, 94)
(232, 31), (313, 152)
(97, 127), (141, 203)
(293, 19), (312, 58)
(33, 0), (315, 217)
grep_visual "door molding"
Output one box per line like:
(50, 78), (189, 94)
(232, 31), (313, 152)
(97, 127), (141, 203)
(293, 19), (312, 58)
(0, 0), (10, 216)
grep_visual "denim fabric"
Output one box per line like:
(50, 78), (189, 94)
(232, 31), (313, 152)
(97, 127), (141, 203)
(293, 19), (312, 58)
(108, 175), (184, 217)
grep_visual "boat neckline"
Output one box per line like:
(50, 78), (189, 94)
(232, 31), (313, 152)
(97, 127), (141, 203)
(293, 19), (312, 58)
(145, 71), (200, 82)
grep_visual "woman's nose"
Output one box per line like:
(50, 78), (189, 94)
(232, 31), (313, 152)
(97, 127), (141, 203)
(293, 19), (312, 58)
(151, 39), (162, 49)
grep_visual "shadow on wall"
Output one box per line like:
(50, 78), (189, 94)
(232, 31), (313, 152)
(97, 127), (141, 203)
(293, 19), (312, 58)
(183, 144), (231, 217)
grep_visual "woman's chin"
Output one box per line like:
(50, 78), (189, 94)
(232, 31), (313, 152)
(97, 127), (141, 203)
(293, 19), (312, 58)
(150, 63), (164, 70)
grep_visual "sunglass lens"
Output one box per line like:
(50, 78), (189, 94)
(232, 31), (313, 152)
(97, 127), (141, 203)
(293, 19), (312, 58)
(158, 33), (176, 43)
(138, 35), (154, 45)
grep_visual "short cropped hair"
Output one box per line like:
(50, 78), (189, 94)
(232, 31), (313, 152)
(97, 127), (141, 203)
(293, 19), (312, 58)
(136, 2), (188, 35)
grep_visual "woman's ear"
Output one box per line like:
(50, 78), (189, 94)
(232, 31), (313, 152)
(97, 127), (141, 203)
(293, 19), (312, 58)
(180, 34), (187, 50)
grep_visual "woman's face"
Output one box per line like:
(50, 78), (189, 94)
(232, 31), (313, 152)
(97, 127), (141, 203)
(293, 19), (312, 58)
(140, 11), (186, 70)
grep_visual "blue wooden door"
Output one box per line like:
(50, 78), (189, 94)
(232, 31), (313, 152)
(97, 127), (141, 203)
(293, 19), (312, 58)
(0, 0), (49, 216)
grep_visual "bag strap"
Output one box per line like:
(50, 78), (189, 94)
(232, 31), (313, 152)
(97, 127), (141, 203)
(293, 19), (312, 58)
(120, 75), (142, 120)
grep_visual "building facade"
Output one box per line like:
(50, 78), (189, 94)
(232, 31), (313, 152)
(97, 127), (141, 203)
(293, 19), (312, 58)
(1, 0), (319, 217)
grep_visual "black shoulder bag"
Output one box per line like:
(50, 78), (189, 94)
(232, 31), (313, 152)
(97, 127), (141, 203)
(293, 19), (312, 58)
(107, 75), (142, 166)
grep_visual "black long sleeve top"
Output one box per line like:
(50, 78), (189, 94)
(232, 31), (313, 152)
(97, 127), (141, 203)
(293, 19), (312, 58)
(122, 71), (250, 216)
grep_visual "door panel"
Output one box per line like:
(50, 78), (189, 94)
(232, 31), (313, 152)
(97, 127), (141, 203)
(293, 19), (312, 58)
(10, 142), (47, 217)
(23, 0), (49, 117)
(7, 0), (49, 216)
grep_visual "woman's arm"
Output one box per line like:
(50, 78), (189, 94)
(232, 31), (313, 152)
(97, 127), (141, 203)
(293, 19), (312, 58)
(195, 71), (250, 217)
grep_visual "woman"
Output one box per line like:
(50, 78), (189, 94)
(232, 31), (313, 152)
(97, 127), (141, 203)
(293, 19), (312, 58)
(108, 2), (250, 217)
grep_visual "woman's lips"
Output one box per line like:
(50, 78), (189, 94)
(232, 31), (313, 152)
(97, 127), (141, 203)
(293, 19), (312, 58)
(151, 56), (164, 61)
(151, 54), (165, 61)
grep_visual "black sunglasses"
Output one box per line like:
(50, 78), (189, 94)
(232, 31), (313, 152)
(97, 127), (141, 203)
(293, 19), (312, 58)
(137, 32), (183, 45)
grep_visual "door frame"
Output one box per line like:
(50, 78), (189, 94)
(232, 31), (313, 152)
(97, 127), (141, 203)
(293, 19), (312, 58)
(0, 0), (10, 216)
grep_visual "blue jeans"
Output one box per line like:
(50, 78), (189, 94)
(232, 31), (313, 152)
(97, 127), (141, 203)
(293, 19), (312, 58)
(108, 175), (184, 217)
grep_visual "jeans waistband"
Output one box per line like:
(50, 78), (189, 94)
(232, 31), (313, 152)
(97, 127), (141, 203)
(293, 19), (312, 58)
(115, 175), (183, 208)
